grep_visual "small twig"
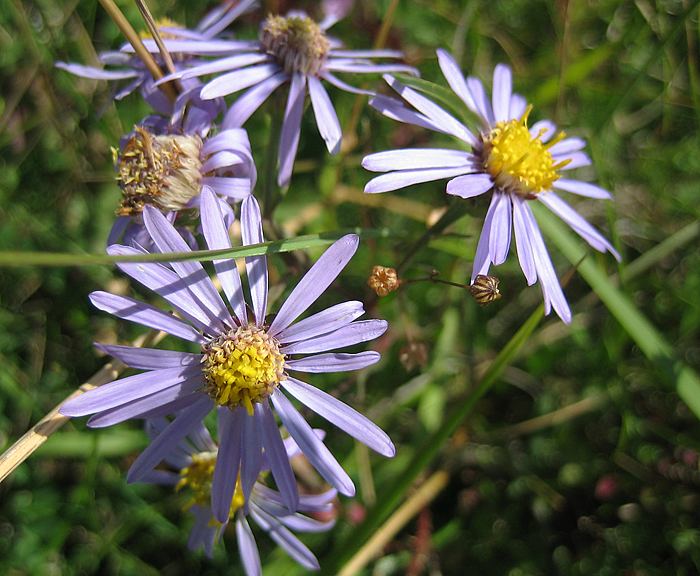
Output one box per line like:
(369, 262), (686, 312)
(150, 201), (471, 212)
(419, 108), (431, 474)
(134, 0), (182, 91)
(338, 470), (449, 576)
(97, 0), (177, 101)
(0, 330), (164, 483)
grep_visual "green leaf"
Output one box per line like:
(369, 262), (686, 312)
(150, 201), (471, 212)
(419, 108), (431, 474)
(36, 430), (147, 458)
(0, 228), (396, 267)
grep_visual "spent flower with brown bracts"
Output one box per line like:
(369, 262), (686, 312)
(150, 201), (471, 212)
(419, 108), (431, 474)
(368, 265), (400, 297)
(108, 124), (256, 247)
(155, 0), (417, 186)
(141, 419), (335, 573)
(362, 50), (620, 323)
(60, 188), (393, 525)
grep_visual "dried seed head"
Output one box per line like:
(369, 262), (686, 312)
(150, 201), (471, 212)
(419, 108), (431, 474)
(202, 325), (285, 415)
(115, 127), (203, 216)
(368, 265), (400, 297)
(260, 14), (330, 76)
(469, 275), (502, 305)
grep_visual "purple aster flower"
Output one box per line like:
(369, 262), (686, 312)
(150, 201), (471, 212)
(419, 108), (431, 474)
(155, 0), (416, 186)
(362, 50), (620, 323)
(107, 123), (256, 247)
(141, 418), (335, 573)
(55, 3), (255, 125)
(60, 187), (393, 524)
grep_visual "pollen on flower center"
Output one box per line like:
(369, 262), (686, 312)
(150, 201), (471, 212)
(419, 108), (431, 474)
(260, 14), (330, 76)
(201, 325), (285, 415)
(139, 17), (183, 40)
(176, 451), (245, 518)
(115, 127), (203, 216)
(481, 107), (568, 197)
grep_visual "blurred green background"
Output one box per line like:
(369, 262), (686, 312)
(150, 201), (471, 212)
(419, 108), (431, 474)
(1, 0), (700, 574)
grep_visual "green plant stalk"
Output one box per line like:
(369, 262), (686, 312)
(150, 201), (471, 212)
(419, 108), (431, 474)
(325, 304), (544, 573)
(0, 228), (396, 267)
(535, 207), (700, 418)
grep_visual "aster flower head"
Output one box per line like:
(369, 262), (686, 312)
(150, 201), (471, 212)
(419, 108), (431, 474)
(108, 124), (256, 247)
(156, 0), (417, 186)
(362, 49), (620, 323)
(55, 2), (256, 127)
(141, 419), (336, 573)
(60, 188), (393, 525)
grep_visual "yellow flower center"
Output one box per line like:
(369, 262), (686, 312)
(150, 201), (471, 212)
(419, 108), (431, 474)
(139, 17), (183, 40)
(114, 127), (203, 216)
(260, 14), (330, 76)
(176, 451), (245, 520)
(202, 326), (285, 415)
(482, 106), (569, 197)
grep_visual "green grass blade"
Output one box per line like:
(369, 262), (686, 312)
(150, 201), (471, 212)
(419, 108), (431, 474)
(534, 206), (700, 418)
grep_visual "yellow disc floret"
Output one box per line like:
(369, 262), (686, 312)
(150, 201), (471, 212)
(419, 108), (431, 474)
(482, 106), (569, 198)
(115, 127), (203, 216)
(202, 326), (285, 415)
(260, 14), (330, 76)
(139, 17), (183, 40)
(176, 451), (245, 520)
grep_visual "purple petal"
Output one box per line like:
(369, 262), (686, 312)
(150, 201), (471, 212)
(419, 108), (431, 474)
(200, 63), (279, 100)
(330, 49), (403, 58)
(492, 64), (513, 122)
(537, 192), (620, 260)
(530, 120), (556, 142)
(446, 172), (494, 199)
(384, 75), (476, 145)
(169, 53), (270, 83)
(554, 178), (611, 199)
(212, 408), (244, 523)
(60, 366), (201, 417)
(278, 73), (307, 187)
(271, 390), (355, 496)
(260, 402), (299, 511)
(241, 195), (267, 325)
(362, 148), (473, 172)
(276, 301), (365, 344)
(282, 377), (395, 457)
(107, 245), (215, 335)
(188, 505), (218, 558)
(199, 187), (248, 323)
(466, 76), (494, 125)
(369, 94), (442, 131)
(201, 176), (251, 200)
(519, 201), (572, 323)
(89, 291), (204, 343)
(324, 61), (418, 75)
(489, 193), (512, 265)
(222, 72), (288, 128)
(286, 351), (380, 373)
(142, 206), (233, 328)
(278, 512), (335, 533)
(139, 470), (179, 485)
(199, 0), (258, 38)
(470, 194), (498, 282)
(512, 196), (537, 285)
(549, 137), (586, 155)
(436, 49), (476, 110)
(510, 93), (527, 119)
(124, 38), (256, 55)
(94, 343), (201, 370)
(269, 235), (358, 336)
(364, 165), (474, 194)
(308, 76), (342, 154)
(322, 71), (375, 96)
(127, 397), (213, 482)
(240, 408), (262, 500)
(55, 62), (139, 80)
(556, 151), (591, 170)
(280, 319), (388, 355)
(87, 387), (202, 428)
(254, 509), (320, 570)
(235, 515), (262, 576)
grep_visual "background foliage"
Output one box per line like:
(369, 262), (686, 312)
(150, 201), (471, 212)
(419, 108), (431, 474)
(1, 0), (699, 574)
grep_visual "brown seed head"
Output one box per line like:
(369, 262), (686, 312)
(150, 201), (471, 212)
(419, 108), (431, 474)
(469, 274), (502, 305)
(368, 265), (400, 297)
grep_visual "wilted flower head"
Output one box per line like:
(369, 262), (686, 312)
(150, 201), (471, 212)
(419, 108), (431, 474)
(362, 50), (620, 323)
(108, 124), (256, 247)
(61, 188), (393, 525)
(141, 419), (336, 573)
(155, 1), (416, 186)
